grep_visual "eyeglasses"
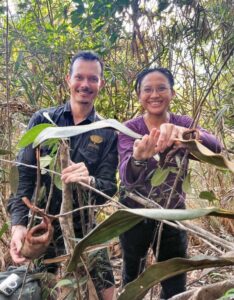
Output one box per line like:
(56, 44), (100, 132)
(141, 86), (170, 95)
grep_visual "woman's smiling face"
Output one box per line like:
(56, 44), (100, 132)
(138, 71), (175, 117)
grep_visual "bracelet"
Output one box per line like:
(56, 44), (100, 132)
(131, 156), (147, 167)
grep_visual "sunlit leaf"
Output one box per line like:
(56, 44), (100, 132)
(217, 287), (234, 299)
(41, 138), (59, 153)
(0, 223), (8, 238)
(18, 123), (54, 148)
(67, 207), (234, 271)
(199, 190), (217, 202)
(182, 172), (192, 193)
(151, 168), (170, 187)
(9, 165), (19, 195)
(40, 155), (52, 169)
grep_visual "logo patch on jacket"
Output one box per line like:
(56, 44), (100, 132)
(90, 135), (103, 144)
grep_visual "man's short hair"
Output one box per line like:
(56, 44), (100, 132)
(70, 51), (104, 77)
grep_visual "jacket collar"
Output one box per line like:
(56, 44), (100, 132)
(63, 101), (97, 124)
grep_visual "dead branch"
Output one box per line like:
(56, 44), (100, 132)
(127, 192), (234, 251)
(59, 142), (75, 255)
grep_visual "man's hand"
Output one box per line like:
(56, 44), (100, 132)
(61, 161), (91, 185)
(10, 225), (28, 264)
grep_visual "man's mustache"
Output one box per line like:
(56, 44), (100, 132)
(77, 87), (93, 94)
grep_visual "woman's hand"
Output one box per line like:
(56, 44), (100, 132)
(156, 123), (187, 153)
(132, 124), (188, 160)
(133, 128), (160, 160)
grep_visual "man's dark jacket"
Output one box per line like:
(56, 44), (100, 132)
(8, 102), (118, 248)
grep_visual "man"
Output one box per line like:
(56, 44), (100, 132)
(8, 51), (118, 300)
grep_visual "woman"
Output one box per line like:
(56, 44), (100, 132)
(118, 68), (221, 299)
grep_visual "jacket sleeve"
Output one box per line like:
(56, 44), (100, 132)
(7, 112), (43, 226)
(93, 130), (119, 204)
(118, 123), (149, 189)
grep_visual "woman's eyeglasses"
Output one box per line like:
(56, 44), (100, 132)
(141, 86), (170, 95)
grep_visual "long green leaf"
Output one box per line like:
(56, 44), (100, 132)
(18, 123), (54, 148)
(118, 256), (234, 300)
(67, 207), (234, 271)
(33, 119), (142, 147)
(33, 120), (234, 173)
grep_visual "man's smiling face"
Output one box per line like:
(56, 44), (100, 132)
(67, 58), (104, 109)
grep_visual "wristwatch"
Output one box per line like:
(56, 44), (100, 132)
(131, 156), (147, 167)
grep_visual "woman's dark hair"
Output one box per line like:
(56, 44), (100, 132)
(70, 51), (104, 77)
(135, 67), (174, 94)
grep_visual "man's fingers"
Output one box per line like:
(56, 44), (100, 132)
(11, 239), (23, 253)
(62, 162), (86, 174)
(61, 161), (89, 183)
(62, 171), (90, 184)
(63, 174), (90, 184)
(10, 241), (27, 264)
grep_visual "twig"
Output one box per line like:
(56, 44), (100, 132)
(192, 45), (234, 127)
(76, 186), (87, 237)
(87, 189), (95, 234)
(45, 150), (59, 213)
(56, 203), (119, 219)
(199, 237), (223, 255)
(27, 147), (41, 230)
(0, 158), (126, 208)
(23, 197), (119, 220)
(80, 255), (99, 300)
(0, 158), (60, 175)
(18, 262), (31, 300)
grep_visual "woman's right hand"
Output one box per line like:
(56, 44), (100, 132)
(133, 128), (160, 161)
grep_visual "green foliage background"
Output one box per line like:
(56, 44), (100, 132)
(0, 1), (233, 297)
